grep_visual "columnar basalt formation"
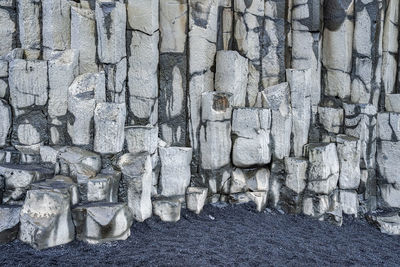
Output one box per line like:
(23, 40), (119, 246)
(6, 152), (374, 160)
(1, 0), (400, 249)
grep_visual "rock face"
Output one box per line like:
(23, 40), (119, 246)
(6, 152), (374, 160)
(159, 147), (192, 197)
(19, 189), (75, 249)
(153, 196), (181, 223)
(72, 202), (133, 244)
(186, 187), (208, 214)
(117, 153), (152, 222)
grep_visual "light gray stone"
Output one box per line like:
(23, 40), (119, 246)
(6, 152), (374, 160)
(95, 0), (126, 64)
(127, 0), (158, 34)
(200, 92), (232, 170)
(153, 196), (181, 222)
(0, 100), (11, 147)
(94, 103), (126, 154)
(318, 107), (343, 134)
(186, 187), (208, 214)
(42, 0), (71, 51)
(67, 73), (105, 145)
(340, 190), (358, 216)
(9, 59), (48, 116)
(19, 189), (75, 249)
(284, 157), (307, 194)
(337, 135), (361, 190)
(117, 153), (152, 222)
(261, 83), (292, 159)
(0, 8), (16, 56)
(18, 0), (41, 50)
(232, 108), (271, 167)
(344, 103), (377, 169)
(48, 50), (79, 118)
(377, 112), (400, 141)
(215, 50), (248, 107)
(287, 69), (311, 157)
(31, 175), (79, 206)
(125, 126), (158, 155)
(103, 58), (126, 103)
(72, 202), (133, 244)
(0, 205), (21, 243)
(71, 6), (98, 74)
(159, 0), (187, 53)
(0, 164), (54, 203)
(87, 171), (120, 203)
(159, 147), (192, 197)
(368, 212), (400, 235)
(230, 168), (270, 194)
(307, 143), (340, 195)
(385, 94), (400, 113)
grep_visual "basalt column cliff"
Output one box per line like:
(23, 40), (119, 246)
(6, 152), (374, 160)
(0, 0), (399, 249)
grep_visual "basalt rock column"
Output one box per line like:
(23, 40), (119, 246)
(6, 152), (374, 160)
(127, 0), (159, 126)
(262, 0), (286, 88)
(322, 0), (354, 100)
(199, 92), (232, 195)
(159, 0), (188, 146)
(233, 0), (264, 107)
(0, 2), (17, 57)
(188, 0), (219, 170)
(42, 0), (71, 59)
(18, 0), (41, 59)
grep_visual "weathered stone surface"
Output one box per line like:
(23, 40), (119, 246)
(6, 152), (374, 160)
(261, 83), (292, 159)
(262, 0), (286, 88)
(19, 189), (75, 249)
(0, 100), (11, 147)
(95, 0), (126, 64)
(367, 212), (400, 235)
(188, 0), (219, 161)
(153, 196), (181, 222)
(48, 50), (79, 118)
(307, 143), (340, 195)
(71, 6), (98, 74)
(159, 147), (192, 197)
(215, 50), (248, 107)
(377, 112), (400, 141)
(303, 194), (330, 218)
(67, 73), (105, 146)
(230, 168), (270, 194)
(344, 103), (377, 169)
(339, 190), (358, 216)
(9, 59), (48, 116)
(318, 107), (343, 134)
(127, 0), (158, 34)
(0, 8), (16, 57)
(186, 187), (208, 214)
(322, 0), (354, 99)
(125, 126), (158, 155)
(42, 0), (71, 51)
(337, 135), (361, 190)
(103, 58), (126, 103)
(18, 0), (41, 51)
(117, 153), (152, 222)
(284, 157), (307, 194)
(72, 202), (133, 244)
(247, 191), (268, 212)
(87, 171), (120, 203)
(232, 108), (271, 167)
(94, 103), (126, 154)
(287, 69), (311, 157)
(31, 175), (79, 206)
(385, 94), (400, 113)
(382, 0), (398, 94)
(0, 164), (54, 203)
(128, 30), (159, 125)
(58, 146), (102, 180)
(200, 92), (232, 170)
(159, 0), (187, 53)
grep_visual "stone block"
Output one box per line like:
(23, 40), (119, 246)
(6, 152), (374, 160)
(337, 135), (361, 190)
(0, 205), (20, 243)
(153, 196), (181, 222)
(186, 187), (208, 214)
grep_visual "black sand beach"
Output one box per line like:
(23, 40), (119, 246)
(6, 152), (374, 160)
(0, 203), (399, 266)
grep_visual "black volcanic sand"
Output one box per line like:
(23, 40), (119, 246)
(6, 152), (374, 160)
(1, 203), (400, 266)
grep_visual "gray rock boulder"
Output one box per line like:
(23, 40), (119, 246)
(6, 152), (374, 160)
(153, 196), (181, 222)
(0, 205), (21, 243)
(186, 187), (208, 214)
(72, 202), (133, 244)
